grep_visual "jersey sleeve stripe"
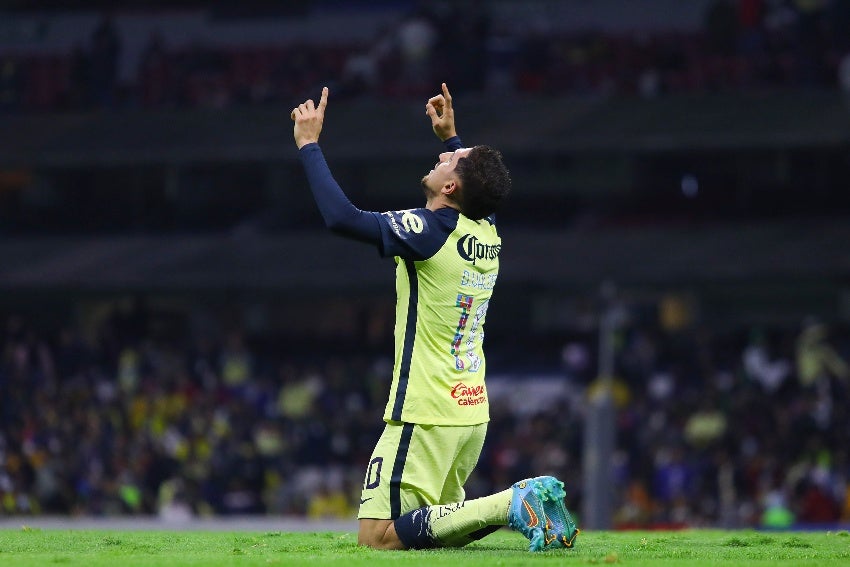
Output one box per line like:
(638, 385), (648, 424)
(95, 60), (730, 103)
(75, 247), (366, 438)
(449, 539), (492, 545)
(389, 422), (415, 519)
(391, 258), (419, 422)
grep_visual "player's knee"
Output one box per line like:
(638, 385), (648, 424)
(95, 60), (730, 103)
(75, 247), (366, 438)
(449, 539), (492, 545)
(357, 532), (405, 550)
(357, 534), (397, 550)
(358, 519), (406, 550)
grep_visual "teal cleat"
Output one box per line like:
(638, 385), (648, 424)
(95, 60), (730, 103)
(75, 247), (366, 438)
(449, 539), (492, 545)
(507, 476), (579, 552)
(508, 477), (548, 551)
(533, 476), (580, 550)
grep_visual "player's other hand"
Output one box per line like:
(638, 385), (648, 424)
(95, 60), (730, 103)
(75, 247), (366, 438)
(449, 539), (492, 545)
(292, 87), (328, 149)
(425, 83), (457, 142)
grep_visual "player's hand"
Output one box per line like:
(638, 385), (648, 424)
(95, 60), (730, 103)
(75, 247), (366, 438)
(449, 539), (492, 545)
(292, 87), (328, 149)
(425, 83), (457, 142)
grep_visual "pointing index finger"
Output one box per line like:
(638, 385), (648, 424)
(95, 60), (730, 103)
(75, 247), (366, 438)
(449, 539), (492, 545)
(318, 86), (329, 115)
(442, 83), (452, 108)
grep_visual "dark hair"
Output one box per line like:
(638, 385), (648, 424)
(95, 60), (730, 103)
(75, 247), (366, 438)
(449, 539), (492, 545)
(453, 145), (512, 221)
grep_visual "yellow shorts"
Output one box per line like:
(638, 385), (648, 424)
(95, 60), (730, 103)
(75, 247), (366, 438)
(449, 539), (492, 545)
(357, 421), (488, 520)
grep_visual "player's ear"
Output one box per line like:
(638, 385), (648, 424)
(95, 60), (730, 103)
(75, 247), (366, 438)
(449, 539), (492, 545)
(442, 180), (458, 195)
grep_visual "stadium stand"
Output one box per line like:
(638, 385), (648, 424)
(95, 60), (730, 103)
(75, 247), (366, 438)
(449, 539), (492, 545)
(1, 302), (848, 526)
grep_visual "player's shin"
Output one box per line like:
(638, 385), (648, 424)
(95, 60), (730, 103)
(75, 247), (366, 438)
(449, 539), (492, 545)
(393, 489), (512, 549)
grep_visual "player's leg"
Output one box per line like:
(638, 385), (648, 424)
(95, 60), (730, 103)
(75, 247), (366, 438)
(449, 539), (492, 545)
(425, 421), (503, 547)
(358, 422), (578, 551)
(357, 421), (440, 549)
(392, 425), (578, 551)
(392, 422), (512, 548)
(393, 476), (580, 552)
(357, 421), (485, 549)
(393, 488), (512, 549)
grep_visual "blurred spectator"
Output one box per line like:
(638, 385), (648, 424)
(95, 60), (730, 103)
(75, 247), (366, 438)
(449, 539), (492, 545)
(89, 14), (122, 108)
(683, 398), (728, 448)
(395, 9), (437, 95)
(138, 32), (173, 108)
(704, 0), (739, 56)
(737, 0), (765, 47)
(790, 0), (830, 85)
(798, 483), (840, 524)
(277, 367), (322, 421)
(515, 28), (551, 93)
(219, 331), (253, 390)
(307, 478), (354, 520)
(831, 0), (850, 52)
(843, 485), (850, 522)
(838, 51), (850, 94)
(66, 43), (90, 109)
(340, 48), (381, 97)
(760, 489), (795, 528)
(0, 57), (22, 112)
(742, 328), (791, 393)
(796, 320), (848, 388)
(157, 477), (194, 522)
(614, 480), (654, 528)
(653, 446), (695, 514)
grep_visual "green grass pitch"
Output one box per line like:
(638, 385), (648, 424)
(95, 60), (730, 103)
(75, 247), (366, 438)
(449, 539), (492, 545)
(0, 527), (848, 566)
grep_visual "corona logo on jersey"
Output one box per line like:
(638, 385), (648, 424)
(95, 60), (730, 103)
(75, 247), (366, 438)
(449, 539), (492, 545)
(450, 382), (487, 406)
(456, 233), (501, 265)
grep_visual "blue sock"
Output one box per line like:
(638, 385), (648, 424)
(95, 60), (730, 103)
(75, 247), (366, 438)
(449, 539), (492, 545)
(393, 506), (437, 549)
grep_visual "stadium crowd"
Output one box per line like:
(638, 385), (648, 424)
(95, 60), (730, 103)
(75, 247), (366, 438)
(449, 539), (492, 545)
(1, 301), (848, 528)
(2, 0), (850, 113)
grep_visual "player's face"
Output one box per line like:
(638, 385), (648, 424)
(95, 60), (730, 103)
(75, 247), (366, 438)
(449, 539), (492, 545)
(421, 147), (472, 197)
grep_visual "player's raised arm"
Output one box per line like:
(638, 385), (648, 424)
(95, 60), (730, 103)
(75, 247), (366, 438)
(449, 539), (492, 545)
(292, 87), (382, 243)
(292, 86), (329, 149)
(425, 83), (457, 142)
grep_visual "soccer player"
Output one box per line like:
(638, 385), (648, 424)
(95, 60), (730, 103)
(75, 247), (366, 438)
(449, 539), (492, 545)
(291, 83), (578, 552)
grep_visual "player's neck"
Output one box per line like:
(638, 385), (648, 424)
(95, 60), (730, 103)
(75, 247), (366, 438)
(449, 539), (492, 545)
(426, 195), (460, 213)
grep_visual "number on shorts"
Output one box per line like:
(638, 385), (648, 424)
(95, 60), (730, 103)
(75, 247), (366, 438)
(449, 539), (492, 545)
(365, 456), (383, 489)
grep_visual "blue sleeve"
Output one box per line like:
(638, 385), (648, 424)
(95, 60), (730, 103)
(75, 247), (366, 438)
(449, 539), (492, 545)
(298, 143), (382, 244)
(443, 135), (463, 151)
(376, 208), (457, 260)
